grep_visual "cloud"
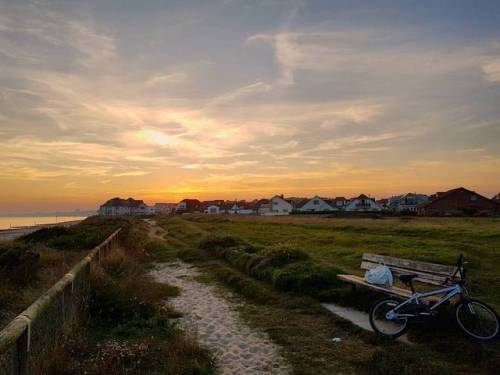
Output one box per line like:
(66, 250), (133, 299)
(247, 29), (487, 89)
(1, 1), (500, 211)
(482, 58), (500, 82)
(181, 160), (259, 170)
(0, 2), (115, 69)
(65, 20), (116, 68)
(209, 80), (273, 105)
(145, 72), (189, 86)
(113, 171), (151, 177)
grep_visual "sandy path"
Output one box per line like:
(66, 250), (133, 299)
(151, 261), (291, 375)
(143, 218), (168, 240)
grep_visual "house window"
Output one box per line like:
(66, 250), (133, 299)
(273, 201), (278, 205)
(471, 195), (477, 201)
(313, 199), (319, 205)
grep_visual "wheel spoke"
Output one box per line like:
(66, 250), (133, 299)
(371, 300), (407, 337)
(457, 301), (499, 340)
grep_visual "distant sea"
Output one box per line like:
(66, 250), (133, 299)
(0, 216), (88, 230)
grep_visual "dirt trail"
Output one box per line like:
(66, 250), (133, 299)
(151, 261), (291, 375)
(143, 218), (168, 240)
(144, 219), (289, 373)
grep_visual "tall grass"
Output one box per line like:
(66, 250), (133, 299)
(0, 217), (130, 326)
(37, 218), (216, 375)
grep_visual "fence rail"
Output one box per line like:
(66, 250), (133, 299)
(0, 228), (121, 375)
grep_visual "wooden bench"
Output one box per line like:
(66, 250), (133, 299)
(337, 253), (460, 300)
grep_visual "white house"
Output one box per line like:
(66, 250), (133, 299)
(388, 193), (429, 212)
(345, 194), (383, 212)
(299, 196), (335, 212)
(205, 205), (221, 214)
(225, 201), (254, 215)
(254, 199), (271, 215)
(267, 195), (293, 215)
(331, 197), (348, 210)
(99, 197), (152, 216)
(154, 203), (176, 215)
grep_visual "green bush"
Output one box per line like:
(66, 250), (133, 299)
(260, 243), (310, 267)
(21, 217), (127, 251)
(89, 269), (175, 338)
(271, 262), (342, 295)
(199, 234), (240, 251)
(0, 242), (40, 285)
(20, 226), (70, 242)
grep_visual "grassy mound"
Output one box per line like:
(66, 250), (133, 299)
(198, 234), (343, 297)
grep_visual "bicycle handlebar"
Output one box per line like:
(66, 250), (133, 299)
(444, 254), (466, 285)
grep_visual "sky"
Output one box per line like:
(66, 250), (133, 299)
(1, 0), (500, 213)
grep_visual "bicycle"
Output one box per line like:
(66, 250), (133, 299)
(369, 254), (500, 341)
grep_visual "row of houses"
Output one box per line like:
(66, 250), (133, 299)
(99, 188), (500, 217)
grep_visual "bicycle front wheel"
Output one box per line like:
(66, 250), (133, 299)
(455, 299), (499, 341)
(369, 299), (409, 339)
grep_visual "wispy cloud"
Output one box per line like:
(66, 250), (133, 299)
(482, 58), (500, 82)
(1, 1), (500, 211)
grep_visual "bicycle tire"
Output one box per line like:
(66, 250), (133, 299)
(455, 298), (500, 341)
(369, 298), (409, 339)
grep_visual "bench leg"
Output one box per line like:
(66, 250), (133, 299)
(351, 284), (357, 295)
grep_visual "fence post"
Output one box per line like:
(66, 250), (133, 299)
(17, 329), (29, 375)
(63, 283), (72, 327)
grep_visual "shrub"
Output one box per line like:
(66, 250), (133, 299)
(99, 248), (141, 279)
(271, 262), (342, 295)
(260, 243), (309, 267)
(21, 217), (128, 251)
(198, 234), (240, 251)
(0, 286), (17, 312)
(0, 242), (40, 285)
(21, 226), (71, 242)
(90, 247), (180, 337)
(88, 339), (157, 374)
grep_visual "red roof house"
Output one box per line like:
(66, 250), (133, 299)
(176, 199), (202, 213)
(417, 187), (500, 216)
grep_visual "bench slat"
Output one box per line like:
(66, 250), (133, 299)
(338, 274), (412, 298)
(337, 274), (439, 301)
(360, 261), (447, 285)
(362, 253), (457, 277)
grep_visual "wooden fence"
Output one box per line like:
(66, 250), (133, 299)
(0, 228), (121, 375)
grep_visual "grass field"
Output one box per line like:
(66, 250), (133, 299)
(163, 215), (500, 308)
(154, 214), (500, 374)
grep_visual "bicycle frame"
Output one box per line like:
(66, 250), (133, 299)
(386, 283), (464, 319)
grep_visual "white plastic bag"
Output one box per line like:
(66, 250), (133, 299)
(365, 265), (393, 286)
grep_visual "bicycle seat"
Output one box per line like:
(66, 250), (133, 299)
(399, 274), (418, 285)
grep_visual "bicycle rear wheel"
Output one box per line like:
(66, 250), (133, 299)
(369, 299), (409, 339)
(455, 299), (499, 341)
